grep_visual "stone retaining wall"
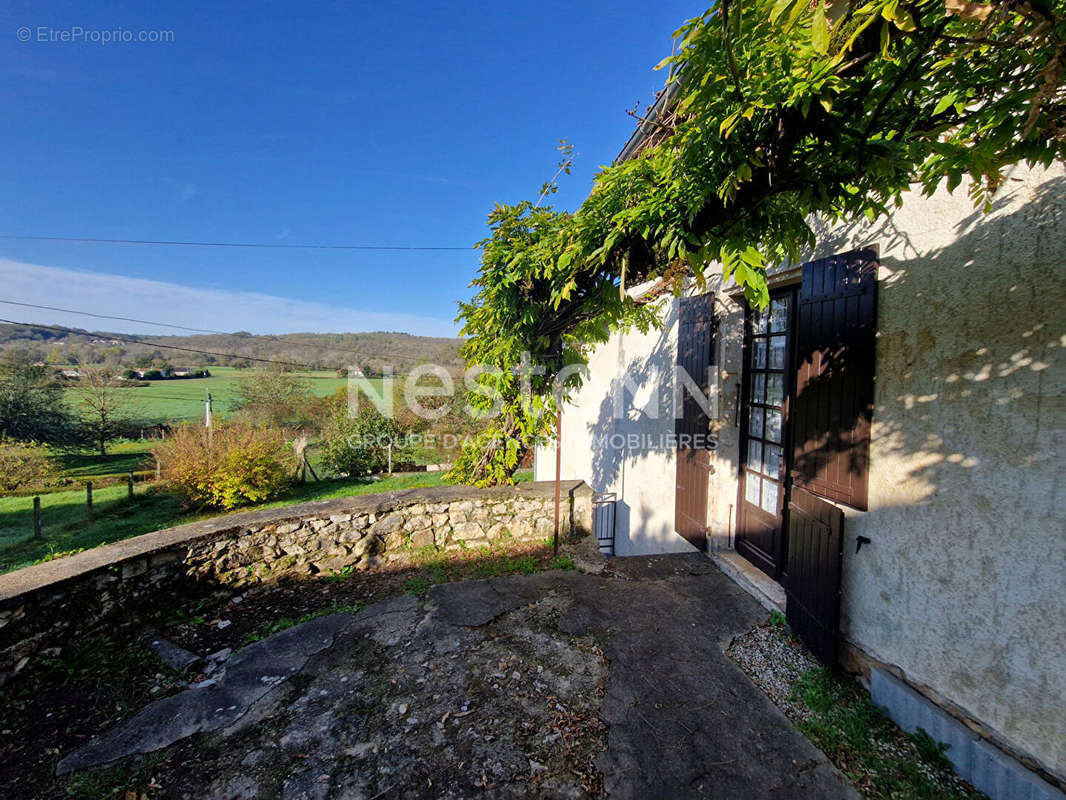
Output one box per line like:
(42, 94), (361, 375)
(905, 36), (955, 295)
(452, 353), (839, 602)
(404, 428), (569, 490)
(0, 481), (592, 685)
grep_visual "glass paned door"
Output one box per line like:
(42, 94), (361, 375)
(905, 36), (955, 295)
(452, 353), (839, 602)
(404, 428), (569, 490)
(736, 289), (794, 579)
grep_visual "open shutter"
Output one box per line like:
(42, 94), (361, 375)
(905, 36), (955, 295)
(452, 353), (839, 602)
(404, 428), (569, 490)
(675, 293), (717, 443)
(674, 293), (716, 550)
(784, 487), (845, 666)
(791, 247), (878, 511)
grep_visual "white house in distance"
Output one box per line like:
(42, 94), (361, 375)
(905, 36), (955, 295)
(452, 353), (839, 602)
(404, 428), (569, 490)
(535, 124), (1066, 795)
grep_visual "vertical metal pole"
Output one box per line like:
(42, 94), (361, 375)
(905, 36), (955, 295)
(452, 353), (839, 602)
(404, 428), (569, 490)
(33, 496), (42, 540)
(86, 481), (93, 517)
(388, 441), (393, 474)
(205, 389), (213, 449)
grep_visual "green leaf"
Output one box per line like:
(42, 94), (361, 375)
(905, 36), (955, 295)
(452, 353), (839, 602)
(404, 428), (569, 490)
(893, 9), (916, 31)
(811, 2), (829, 54)
(933, 93), (956, 116)
(770, 0), (796, 24)
(740, 246), (763, 267)
(719, 110), (740, 137)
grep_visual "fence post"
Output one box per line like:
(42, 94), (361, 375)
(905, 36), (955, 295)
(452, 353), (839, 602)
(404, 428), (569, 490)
(86, 481), (93, 517)
(33, 496), (42, 540)
(128, 471), (135, 499)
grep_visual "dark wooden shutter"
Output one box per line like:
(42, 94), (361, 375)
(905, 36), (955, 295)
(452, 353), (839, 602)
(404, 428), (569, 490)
(784, 487), (845, 666)
(791, 247), (878, 511)
(674, 293), (716, 550)
(675, 293), (716, 444)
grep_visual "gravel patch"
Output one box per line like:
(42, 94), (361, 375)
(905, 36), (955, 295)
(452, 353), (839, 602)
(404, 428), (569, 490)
(728, 620), (986, 800)
(728, 620), (820, 719)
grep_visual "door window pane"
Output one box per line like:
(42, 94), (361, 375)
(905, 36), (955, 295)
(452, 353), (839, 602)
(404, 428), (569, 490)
(753, 308), (768, 334)
(748, 440), (763, 474)
(770, 298), (788, 333)
(751, 373), (765, 404)
(761, 480), (779, 514)
(753, 339), (767, 369)
(764, 443), (782, 476)
(745, 473), (762, 505)
(748, 408), (764, 439)
(765, 409), (782, 442)
(769, 335), (787, 370)
(766, 373), (784, 407)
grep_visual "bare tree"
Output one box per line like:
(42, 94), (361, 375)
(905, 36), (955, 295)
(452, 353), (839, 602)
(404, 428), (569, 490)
(76, 369), (133, 455)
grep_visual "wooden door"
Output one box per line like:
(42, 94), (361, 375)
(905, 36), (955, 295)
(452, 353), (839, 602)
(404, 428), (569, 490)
(674, 293), (716, 551)
(736, 289), (795, 579)
(675, 449), (713, 549)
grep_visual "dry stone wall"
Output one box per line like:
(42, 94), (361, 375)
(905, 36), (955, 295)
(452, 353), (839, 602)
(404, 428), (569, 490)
(0, 481), (592, 685)
(187, 491), (575, 584)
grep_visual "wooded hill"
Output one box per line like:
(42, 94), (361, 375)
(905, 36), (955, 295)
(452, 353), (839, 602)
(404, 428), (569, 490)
(0, 323), (464, 374)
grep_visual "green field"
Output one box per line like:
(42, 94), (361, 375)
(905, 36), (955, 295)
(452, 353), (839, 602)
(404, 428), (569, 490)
(0, 469), (533, 575)
(53, 440), (155, 478)
(64, 367), (385, 425)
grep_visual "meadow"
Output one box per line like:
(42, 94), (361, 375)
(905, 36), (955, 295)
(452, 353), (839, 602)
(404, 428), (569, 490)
(0, 366), (494, 574)
(66, 367), (373, 425)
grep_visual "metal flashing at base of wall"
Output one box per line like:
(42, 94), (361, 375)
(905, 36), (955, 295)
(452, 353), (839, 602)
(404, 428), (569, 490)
(870, 668), (1065, 800)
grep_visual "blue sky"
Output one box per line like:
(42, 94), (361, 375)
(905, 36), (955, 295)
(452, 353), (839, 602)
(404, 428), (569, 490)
(1, 1), (706, 337)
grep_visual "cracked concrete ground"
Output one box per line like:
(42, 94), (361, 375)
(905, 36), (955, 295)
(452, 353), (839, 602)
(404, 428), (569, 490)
(57, 554), (858, 799)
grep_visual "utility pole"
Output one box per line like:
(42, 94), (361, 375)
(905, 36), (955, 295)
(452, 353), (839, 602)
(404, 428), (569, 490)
(205, 388), (213, 448)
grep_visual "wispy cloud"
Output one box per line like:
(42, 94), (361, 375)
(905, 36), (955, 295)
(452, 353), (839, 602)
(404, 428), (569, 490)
(0, 259), (459, 338)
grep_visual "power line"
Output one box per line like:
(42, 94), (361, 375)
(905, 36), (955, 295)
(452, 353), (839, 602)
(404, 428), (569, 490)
(0, 299), (462, 364)
(0, 299), (218, 334)
(0, 234), (471, 251)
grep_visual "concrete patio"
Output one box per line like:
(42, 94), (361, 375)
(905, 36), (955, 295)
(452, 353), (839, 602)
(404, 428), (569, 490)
(57, 554), (858, 799)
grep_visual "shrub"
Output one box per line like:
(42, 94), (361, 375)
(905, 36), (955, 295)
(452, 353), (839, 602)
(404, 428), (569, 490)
(152, 422), (296, 510)
(318, 397), (410, 477)
(0, 438), (60, 491)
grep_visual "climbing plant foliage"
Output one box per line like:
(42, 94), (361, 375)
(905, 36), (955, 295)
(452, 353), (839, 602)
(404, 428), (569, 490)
(446, 0), (1065, 486)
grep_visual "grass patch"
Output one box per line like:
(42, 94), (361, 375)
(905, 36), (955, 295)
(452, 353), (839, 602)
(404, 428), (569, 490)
(0, 484), (186, 574)
(51, 439), (154, 479)
(790, 667), (984, 799)
(549, 554), (576, 570)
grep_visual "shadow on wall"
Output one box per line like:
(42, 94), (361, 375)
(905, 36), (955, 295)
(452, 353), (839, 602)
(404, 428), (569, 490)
(577, 174), (1064, 545)
(798, 175), (1066, 506)
(807, 174), (1066, 782)
(585, 302), (680, 551)
(587, 303), (677, 490)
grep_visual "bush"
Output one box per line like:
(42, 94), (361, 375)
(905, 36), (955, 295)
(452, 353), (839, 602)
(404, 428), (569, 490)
(152, 422), (296, 510)
(318, 398), (410, 477)
(0, 438), (60, 491)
